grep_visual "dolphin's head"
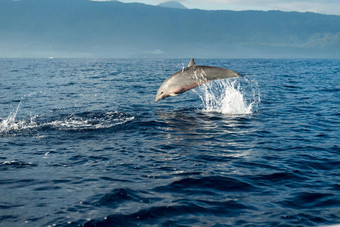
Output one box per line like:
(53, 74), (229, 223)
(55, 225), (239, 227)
(155, 84), (170, 102)
(155, 77), (179, 102)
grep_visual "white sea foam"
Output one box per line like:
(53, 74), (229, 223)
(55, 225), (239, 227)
(193, 77), (260, 115)
(0, 115), (38, 134)
(0, 95), (134, 134)
(44, 112), (135, 131)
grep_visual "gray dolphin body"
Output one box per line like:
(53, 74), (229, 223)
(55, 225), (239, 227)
(155, 58), (240, 102)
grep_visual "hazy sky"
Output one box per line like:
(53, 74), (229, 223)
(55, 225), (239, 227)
(116, 0), (340, 15)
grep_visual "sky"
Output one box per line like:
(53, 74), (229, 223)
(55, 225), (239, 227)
(115, 0), (340, 15)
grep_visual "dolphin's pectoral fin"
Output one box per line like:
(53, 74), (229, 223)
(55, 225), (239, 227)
(169, 93), (178, 97)
(188, 58), (196, 67)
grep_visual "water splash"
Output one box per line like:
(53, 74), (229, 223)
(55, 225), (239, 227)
(0, 94), (39, 134)
(193, 78), (260, 115)
(0, 101), (22, 134)
(181, 63), (185, 72)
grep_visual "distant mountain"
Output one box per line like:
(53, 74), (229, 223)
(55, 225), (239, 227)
(0, 0), (339, 58)
(158, 1), (187, 9)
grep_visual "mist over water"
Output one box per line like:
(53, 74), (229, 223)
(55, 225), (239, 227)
(0, 58), (339, 227)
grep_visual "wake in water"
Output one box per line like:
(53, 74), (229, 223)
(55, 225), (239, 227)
(0, 109), (134, 135)
(0, 94), (134, 135)
(193, 77), (260, 115)
(45, 112), (135, 131)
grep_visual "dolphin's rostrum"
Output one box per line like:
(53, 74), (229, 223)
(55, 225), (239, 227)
(155, 58), (240, 102)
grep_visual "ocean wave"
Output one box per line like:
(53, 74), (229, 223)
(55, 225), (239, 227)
(154, 176), (257, 194)
(82, 201), (250, 227)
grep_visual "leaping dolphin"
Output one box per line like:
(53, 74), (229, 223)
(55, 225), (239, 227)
(155, 58), (240, 102)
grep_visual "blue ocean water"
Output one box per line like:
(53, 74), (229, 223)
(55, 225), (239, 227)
(0, 58), (339, 226)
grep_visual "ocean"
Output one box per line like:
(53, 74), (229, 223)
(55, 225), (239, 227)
(0, 58), (339, 226)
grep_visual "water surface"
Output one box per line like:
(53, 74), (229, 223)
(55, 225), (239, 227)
(0, 58), (339, 226)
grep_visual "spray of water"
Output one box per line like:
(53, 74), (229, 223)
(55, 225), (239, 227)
(0, 93), (39, 134)
(0, 100), (22, 133)
(193, 77), (260, 115)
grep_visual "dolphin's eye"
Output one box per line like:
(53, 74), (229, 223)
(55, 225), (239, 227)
(161, 91), (164, 94)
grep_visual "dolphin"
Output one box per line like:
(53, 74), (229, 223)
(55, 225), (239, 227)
(155, 58), (240, 102)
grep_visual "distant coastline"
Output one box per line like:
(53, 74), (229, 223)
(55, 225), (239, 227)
(0, 0), (339, 58)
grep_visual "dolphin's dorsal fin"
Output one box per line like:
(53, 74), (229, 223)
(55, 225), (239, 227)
(188, 58), (196, 67)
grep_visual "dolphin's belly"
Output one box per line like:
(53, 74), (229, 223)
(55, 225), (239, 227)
(169, 70), (209, 94)
(170, 81), (200, 94)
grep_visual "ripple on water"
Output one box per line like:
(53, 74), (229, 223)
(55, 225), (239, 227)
(1, 59), (339, 227)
